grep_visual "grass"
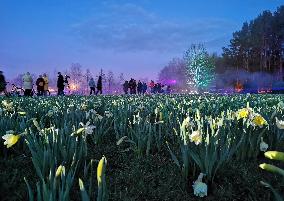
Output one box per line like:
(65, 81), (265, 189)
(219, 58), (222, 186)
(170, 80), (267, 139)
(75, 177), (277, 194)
(0, 94), (284, 201)
(1, 133), (281, 201)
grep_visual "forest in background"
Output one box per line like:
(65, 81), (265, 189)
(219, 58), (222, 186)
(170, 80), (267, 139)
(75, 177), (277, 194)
(158, 5), (284, 91)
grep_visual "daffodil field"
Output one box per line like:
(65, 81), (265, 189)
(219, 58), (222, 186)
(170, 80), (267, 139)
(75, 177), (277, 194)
(1, 94), (284, 201)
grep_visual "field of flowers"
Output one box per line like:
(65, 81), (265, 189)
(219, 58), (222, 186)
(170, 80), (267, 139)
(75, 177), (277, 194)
(0, 94), (284, 201)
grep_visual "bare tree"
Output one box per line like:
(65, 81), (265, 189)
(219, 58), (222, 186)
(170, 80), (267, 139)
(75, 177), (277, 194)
(68, 63), (84, 93)
(106, 70), (115, 93)
(158, 58), (187, 91)
(83, 68), (93, 94)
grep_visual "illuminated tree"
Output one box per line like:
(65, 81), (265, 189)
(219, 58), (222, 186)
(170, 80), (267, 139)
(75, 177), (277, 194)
(184, 44), (215, 91)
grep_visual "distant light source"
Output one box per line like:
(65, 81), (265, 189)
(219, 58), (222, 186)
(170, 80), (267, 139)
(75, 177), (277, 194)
(169, 80), (177, 84)
(70, 84), (78, 91)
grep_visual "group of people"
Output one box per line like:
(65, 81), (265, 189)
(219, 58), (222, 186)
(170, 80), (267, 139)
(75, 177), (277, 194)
(123, 79), (148, 94)
(0, 71), (49, 96)
(22, 72), (49, 96)
(0, 71), (172, 96)
(122, 79), (171, 95)
(149, 80), (171, 94)
(88, 76), (103, 95)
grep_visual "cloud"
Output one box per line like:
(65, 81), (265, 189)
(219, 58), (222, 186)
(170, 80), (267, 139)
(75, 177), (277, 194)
(72, 3), (236, 53)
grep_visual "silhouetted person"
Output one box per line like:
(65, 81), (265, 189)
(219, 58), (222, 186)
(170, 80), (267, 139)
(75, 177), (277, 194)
(57, 72), (65, 95)
(149, 80), (155, 93)
(129, 79), (133, 94)
(137, 80), (143, 94)
(96, 76), (102, 95)
(89, 77), (96, 95)
(123, 81), (129, 94)
(166, 85), (171, 94)
(142, 82), (147, 94)
(157, 83), (162, 93)
(130, 79), (137, 94)
(23, 72), (33, 96)
(0, 71), (8, 96)
(36, 75), (45, 96)
(162, 85), (167, 94)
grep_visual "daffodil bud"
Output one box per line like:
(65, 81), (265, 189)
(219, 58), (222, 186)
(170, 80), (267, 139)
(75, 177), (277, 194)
(259, 137), (268, 152)
(259, 163), (284, 176)
(264, 151), (284, 162)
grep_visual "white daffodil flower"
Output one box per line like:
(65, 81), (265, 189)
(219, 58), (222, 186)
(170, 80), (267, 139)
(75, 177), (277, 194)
(276, 117), (284, 129)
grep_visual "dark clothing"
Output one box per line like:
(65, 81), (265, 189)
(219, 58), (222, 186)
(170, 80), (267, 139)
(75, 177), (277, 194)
(57, 74), (65, 89)
(0, 74), (7, 92)
(142, 83), (147, 94)
(58, 89), (64, 96)
(129, 79), (137, 94)
(57, 74), (65, 95)
(36, 78), (44, 90)
(24, 89), (33, 96)
(97, 79), (102, 90)
(96, 89), (102, 95)
(96, 77), (102, 95)
(137, 81), (143, 94)
(123, 81), (129, 94)
(90, 87), (96, 95)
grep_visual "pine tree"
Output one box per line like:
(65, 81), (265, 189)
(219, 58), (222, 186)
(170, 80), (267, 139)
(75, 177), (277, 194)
(184, 44), (215, 92)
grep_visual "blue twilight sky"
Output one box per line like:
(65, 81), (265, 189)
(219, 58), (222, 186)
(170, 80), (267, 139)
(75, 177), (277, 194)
(0, 0), (284, 80)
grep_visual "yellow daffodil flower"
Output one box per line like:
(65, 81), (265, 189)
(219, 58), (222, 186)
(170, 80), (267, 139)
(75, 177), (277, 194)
(236, 108), (250, 120)
(97, 156), (107, 186)
(55, 165), (65, 177)
(252, 114), (267, 128)
(2, 134), (20, 148)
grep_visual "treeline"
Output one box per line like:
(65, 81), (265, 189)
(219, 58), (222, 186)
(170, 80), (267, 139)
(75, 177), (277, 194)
(159, 5), (284, 90)
(221, 5), (284, 73)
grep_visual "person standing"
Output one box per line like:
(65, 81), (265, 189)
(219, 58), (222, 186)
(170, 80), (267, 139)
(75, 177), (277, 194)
(123, 81), (129, 94)
(142, 82), (147, 94)
(89, 77), (96, 95)
(43, 73), (49, 96)
(23, 72), (33, 96)
(96, 76), (102, 95)
(137, 80), (143, 94)
(149, 80), (155, 93)
(36, 75), (45, 96)
(133, 80), (137, 94)
(57, 72), (65, 96)
(0, 71), (8, 96)
(129, 79), (133, 94)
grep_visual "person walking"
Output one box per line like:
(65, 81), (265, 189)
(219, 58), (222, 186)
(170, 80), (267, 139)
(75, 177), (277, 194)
(96, 76), (102, 95)
(23, 72), (33, 96)
(43, 73), (49, 96)
(89, 77), (96, 95)
(36, 75), (45, 96)
(57, 72), (65, 95)
(0, 71), (8, 96)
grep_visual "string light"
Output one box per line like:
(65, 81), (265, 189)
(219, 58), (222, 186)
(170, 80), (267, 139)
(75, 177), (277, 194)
(184, 44), (215, 91)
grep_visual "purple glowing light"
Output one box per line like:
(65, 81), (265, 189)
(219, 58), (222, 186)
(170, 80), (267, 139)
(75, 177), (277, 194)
(166, 80), (177, 85)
